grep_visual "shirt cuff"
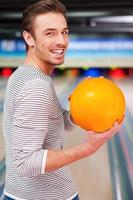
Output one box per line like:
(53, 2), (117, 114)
(68, 112), (79, 128)
(41, 149), (48, 174)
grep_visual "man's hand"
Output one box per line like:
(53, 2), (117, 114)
(83, 117), (125, 156)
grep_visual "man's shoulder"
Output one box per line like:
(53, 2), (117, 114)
(10, 64), (51, 84)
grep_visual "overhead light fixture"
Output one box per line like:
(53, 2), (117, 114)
(93, 16), (133, 23)
(0, 12), (22, 19)
(67, 11), (109, 18)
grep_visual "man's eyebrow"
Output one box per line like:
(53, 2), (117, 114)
(63, 27), (69, 30)
(43, 27), (69, 33)
(43, 28), (56, 32)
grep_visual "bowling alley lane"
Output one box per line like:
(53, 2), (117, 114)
(0, 77), (7, 198)
(111, 76), (133, 197)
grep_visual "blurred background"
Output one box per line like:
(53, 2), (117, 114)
(0, 0), (133, 199)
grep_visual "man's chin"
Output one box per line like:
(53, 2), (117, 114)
(54, 59), (64, 66)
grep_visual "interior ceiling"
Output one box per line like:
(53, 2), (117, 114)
(0, 0), (133, 38)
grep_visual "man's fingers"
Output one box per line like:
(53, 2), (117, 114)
(68, 94), (71, 101)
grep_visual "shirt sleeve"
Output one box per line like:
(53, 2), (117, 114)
(12, 79), (52, 177)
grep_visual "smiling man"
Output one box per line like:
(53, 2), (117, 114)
(3, 0), (124, 200)
(23, 12), (69, 74)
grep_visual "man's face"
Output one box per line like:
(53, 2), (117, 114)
(31, 13), (69, 67)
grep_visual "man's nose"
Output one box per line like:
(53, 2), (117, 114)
(56, 34), (66, 45)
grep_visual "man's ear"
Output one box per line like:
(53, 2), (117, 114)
(23, 31), (35, 48)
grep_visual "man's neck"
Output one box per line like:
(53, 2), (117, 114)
(24, 51), (54, 76)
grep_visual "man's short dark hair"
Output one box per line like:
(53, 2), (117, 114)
(22, 0), (67, 35)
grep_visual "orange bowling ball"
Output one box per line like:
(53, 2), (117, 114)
(70, 77), (125, 133)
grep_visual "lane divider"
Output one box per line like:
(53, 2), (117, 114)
(118, 109), (133, 190)
(108, 108), (133, 199)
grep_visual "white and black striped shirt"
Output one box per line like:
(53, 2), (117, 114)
(3, 64), (77, 200)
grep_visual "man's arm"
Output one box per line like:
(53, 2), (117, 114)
(45, 120), (124, 172)
(12, 79), (52, 177)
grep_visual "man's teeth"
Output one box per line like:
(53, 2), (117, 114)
(52, 49), (63, 54)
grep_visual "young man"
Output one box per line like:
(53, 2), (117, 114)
(3, 0), (124, 199)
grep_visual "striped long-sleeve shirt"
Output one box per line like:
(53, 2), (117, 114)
(3, 64), (77, 200)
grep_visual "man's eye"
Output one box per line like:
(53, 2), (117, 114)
(63, 31), (69, 35)
(46, 32), (54, 36)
